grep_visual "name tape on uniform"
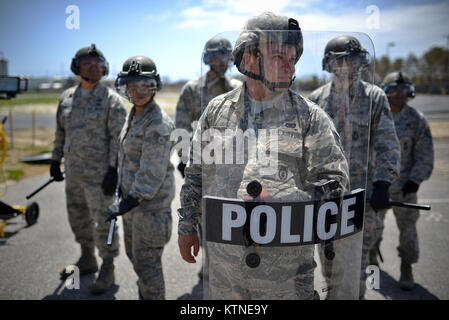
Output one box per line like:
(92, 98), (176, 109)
(204, 188), (365, 246)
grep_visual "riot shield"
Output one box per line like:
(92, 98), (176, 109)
(194, 30), (374, 300)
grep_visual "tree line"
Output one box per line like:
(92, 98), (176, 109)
(293, 45), (449, 94)
(373, 46), (449, 94)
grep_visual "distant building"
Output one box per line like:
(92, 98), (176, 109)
(0, 54), (8, 76)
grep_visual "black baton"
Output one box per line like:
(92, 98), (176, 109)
(107, 218), (116, 246)
(26, 171), (65, 200)
(389, 201), (431, 211)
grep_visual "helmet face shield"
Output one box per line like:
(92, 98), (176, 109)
(203, 37), (233, 66)
(382, 71), (415, 100)
(115, 56), (161, 106)
(208, 53), (233, 76)
(115, 76), (158, 105)
(384, 83), (415, 106)
(258, 44), (297, 90)
(326, 52), (369, 78)
(231, 29), (303, 92)
(207, 50), (233, 62)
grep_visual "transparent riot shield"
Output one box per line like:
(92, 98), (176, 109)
(194, 30), (374, 300)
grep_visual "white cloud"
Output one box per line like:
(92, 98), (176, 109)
(176, 0), (321, 30)
(219, 0), (293, 14)
(167, 0), (449, 80)
(298, 2), (449, 58)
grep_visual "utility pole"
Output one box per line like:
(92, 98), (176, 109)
(386, 42), (395, 73)
(445, 35), (449, 94)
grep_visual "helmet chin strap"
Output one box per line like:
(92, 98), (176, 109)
(240, 51), (295, 92)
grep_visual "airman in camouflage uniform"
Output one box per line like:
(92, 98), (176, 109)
(376, 71), (434, 290)
(175, 37), (242, 282)
(175, 37), (241, 174)
(51, 44), (127, 294)
(107, 56), (175, 300)
(309, 36), (401, 299)
(178, 12), (350, 300)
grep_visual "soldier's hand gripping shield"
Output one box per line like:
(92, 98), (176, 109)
(192, 27), (374, 300)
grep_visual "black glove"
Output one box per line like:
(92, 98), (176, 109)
(402, 180), (419, 196)
(370, 181), (391, 212)
(105, 195), (139, 222)
(50, 160), (64, 181)
(102, 166), (118, 196)
(177, 162), (186, 178)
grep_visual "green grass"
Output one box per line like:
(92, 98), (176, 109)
(6, 169), (25, 181)
(0, 91), (180, 115)
(0, 93), (59, 107)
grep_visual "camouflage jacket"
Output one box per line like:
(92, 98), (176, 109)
(118, 100), (175, 210)
(309, 80), (401, 194)
(52, 83), (127, 183)
(390, 104), (434, 193)
(175, 73), (242, 133)
(178, 83), (350, 235)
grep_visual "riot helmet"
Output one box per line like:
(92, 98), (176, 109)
(70, 44), (109, 82)
(115, 56), (161, 106)
(322, 36), (370, 79)
(203, 37), (233, 64)
(232, 12), (303, 91)
(382, 71), (415, 98)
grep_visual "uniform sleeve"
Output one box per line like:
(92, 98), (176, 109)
(175, 85), (193, 132)
(51, 97), (65, 162)
(302, 107), (350, 196)
(128, 122), (173, 202)
(409, 117), (434, 184)
(177, 104), (209, 235)
(371, 91), (401, 183)
(107, 94), (127, 168)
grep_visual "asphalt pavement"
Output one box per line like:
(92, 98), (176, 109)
(1, 141), (448, 300)
(0, 93), (448, 300)
(0, 154), (201, 300)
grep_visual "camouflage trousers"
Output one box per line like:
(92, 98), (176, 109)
(205, 243), (316, 299)
(379, 192), (420, 264)
(359, 204), (383, 298)
(122, 207), (172, 300)
(65, 174), (119, 259)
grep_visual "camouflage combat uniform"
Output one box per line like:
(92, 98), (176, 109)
(309, 80), (401, 298)
(175, 74), (241, 135)
(175, 73), (241, 259)
(118, 100), (175, 300)
(179, 83), (350, 299)
(379, 104), (434, 264)
(52, 83), (127, 259)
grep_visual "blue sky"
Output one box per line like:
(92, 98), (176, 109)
(1, 0), (448, 82)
